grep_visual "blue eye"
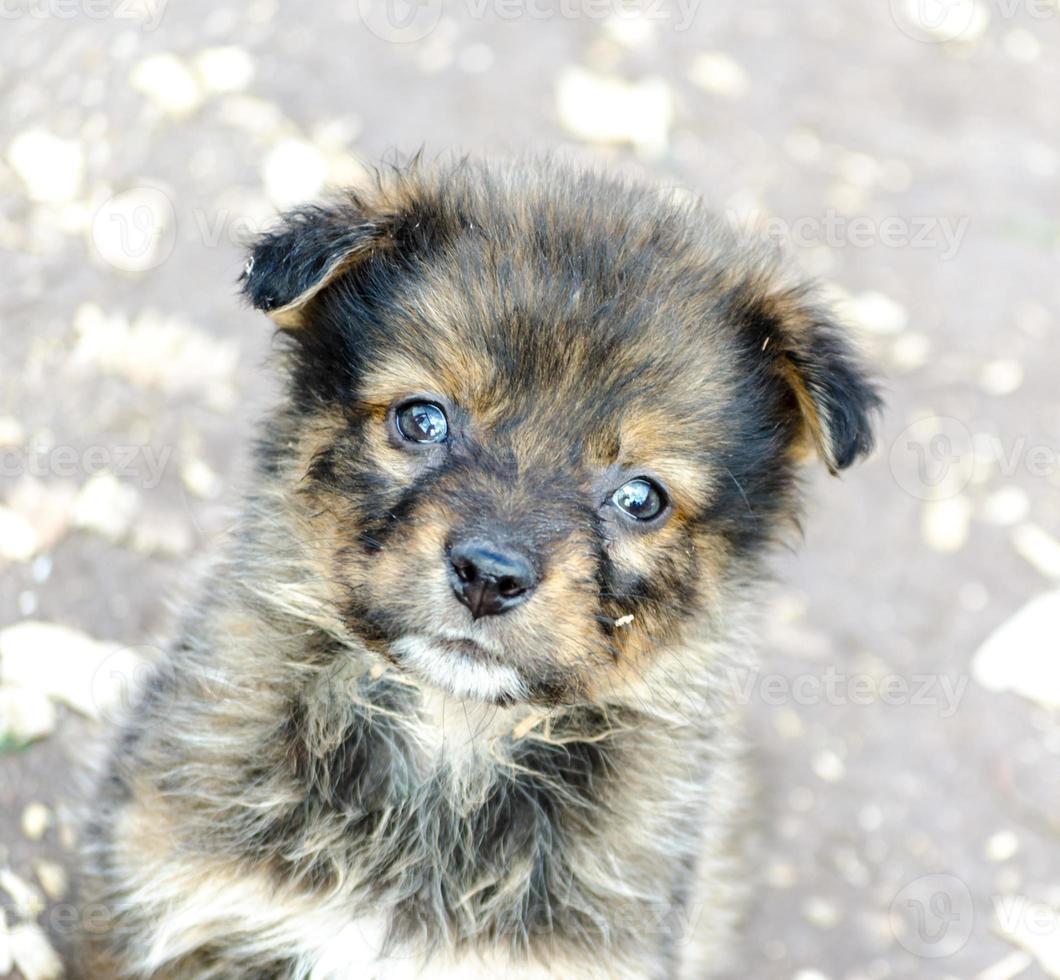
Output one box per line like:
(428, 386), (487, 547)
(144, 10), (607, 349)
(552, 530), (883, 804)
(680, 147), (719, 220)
(396, 401), (448, 444)
(612, 478), (666, 521)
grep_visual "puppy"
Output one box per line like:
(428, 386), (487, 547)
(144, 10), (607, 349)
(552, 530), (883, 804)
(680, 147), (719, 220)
(80, 157), (879, 979)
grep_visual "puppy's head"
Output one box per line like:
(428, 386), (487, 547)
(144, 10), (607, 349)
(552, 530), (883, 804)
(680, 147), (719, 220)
(243, 160), (880, 707)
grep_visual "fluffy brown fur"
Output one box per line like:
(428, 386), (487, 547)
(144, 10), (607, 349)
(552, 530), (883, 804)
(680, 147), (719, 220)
(79, 157), (879, 979)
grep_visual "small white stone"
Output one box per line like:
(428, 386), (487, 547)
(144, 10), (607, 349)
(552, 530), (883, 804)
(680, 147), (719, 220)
(603, 10), (656, 48)
(72, 304), (238, 395)
(802, 896), (841, 929)
(89, 185), (177, 274)
(217, 95), (288, 135)
(556, 67), (673, 157)
(844, 291), (908, 336)
(6, 129), (85, 204)
(29, 558), (50, 586)
(180, 458), (223, 500)
(981, 486), (1030, 527)
(311, 117), (362, 150)
(0, 869), (45, 919)
(33, 862), (67, 902)
(130, 53), (204, 118)
(766, 861), (797, 888)
(812, 750), (846, 783)
(0, 620), (143, 720)
(72, 472), (141, 542)
(986, 830), (1020, 863)
(890, 333), (931, 371)
(0, 416), (25, 446)
(0, 507), (40, 562)
(129, 513), (194, 557)
(837, 151), (883, 189)
(973, 590), (1060, 708)
(59, 822), (76, 851)
(20, 803), (50, 842)
(979, 359), (1024, 396)
(1012, 524), (1060, 580)
(898, 0), (989, 42)
(688, 52), (749, 97)
(921, 495), (973, 553)
(1003, 28), (1041, 62)
(6, 481), (74, 556)
(8, 921), (62, 980)
(193, 46), (255, 93)
(0, 687), (57, 743)
(263, 138), (328, 208)
(773, 708), (804, 740)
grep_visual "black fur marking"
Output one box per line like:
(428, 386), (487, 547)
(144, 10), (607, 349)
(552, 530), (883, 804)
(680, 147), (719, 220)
(240, 201), (384, 314)
(787, 331), (882, 470)
(729, 283), (882, 473)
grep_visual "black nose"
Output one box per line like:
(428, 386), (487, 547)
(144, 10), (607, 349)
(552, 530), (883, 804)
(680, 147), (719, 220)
(447, 538), (538, 619)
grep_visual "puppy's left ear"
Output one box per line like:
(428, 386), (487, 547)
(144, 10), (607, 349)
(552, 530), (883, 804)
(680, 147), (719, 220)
(752, 287), (883, 474)
(240, 196), (392, 330)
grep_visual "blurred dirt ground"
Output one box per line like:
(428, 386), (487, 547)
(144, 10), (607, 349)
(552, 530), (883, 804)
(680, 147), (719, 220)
(1, 0), (1059, 977)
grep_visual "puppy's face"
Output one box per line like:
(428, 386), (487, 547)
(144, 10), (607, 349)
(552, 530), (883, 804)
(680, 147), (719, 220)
(244, 162), (879, 706)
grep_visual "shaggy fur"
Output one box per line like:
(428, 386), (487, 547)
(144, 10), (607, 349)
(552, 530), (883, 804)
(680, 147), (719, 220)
(79, 157), (880, 979)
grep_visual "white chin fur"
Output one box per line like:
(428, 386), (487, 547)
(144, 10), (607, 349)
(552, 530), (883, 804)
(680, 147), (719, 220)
(391, 636), (527, 703)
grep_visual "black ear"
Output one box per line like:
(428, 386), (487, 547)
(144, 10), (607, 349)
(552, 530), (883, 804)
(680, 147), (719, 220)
(240, 195), (392, 329)
(749, 286), (882, 474)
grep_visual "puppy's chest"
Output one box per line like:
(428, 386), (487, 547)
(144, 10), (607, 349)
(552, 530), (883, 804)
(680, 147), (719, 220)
(298, 918), (616, 980)
(284, 687), (628, 941)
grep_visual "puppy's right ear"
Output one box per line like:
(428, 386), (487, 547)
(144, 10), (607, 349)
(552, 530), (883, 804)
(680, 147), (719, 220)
(240, 198), (391, 330)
